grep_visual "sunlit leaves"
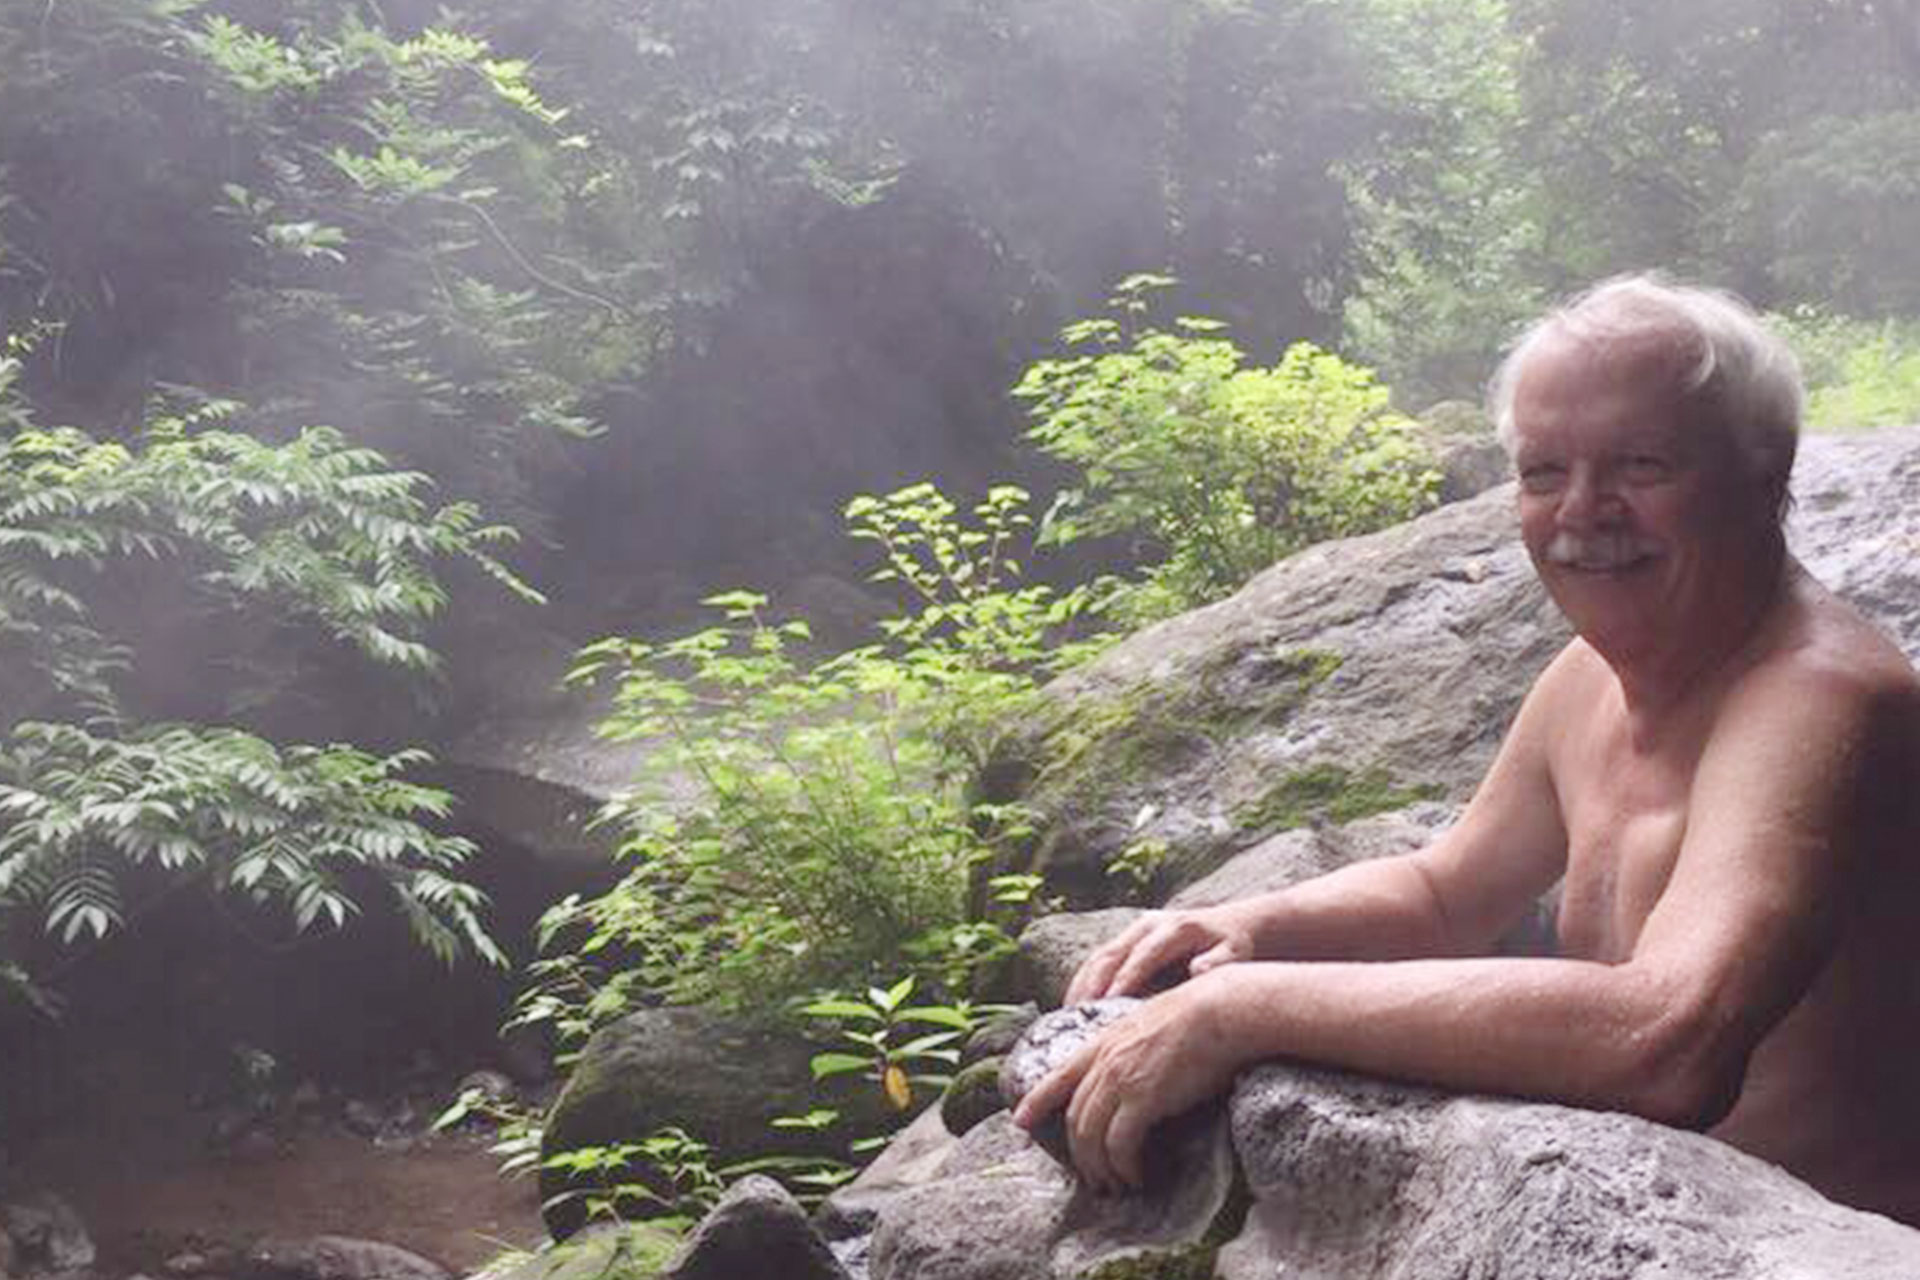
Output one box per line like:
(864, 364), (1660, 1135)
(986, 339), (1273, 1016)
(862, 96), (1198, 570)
(1018, 279), (1438, 621)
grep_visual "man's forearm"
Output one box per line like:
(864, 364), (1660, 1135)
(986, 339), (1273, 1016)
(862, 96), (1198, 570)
(1241, 852), (1470, 962)
(1200, 953), (1721, 1125)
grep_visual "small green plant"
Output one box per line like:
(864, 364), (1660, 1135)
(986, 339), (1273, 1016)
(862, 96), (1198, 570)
(1770, 308), (1920, 431)
(1017, 275), (1438, 621)
(524, 483), (1097, 1028)
(538, 1129), (727, 1229)
(0, 386), (534, 988)
(1108, 836), (1173, 892)
(803, 976), (977, 1122)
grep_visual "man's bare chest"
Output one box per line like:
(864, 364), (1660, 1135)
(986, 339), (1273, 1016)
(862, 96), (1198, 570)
(1553, 738), (1697, 963)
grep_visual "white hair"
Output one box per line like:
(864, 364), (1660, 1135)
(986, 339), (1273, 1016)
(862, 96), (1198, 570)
(1488, 274), (1804, 521)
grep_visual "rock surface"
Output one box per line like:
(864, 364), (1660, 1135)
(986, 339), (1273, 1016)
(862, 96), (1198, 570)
(662, 1176), (847, 1280)
(1224, 1063), (1920, 1279)
(1010, 809), (1462, 1008)
(539, 1006), (884, 1239)
(995, 1000), (1144, 1169)
(861, 1111), (1240, 1280)
(982, 427), (1920, 906)
(245, 1236), (450, 1280)
(0, 1192), (95, 1275)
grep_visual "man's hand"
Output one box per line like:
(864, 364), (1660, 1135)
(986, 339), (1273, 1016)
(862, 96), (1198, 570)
(1065, 904), (1260, 1004)
(1013, 972), (1245, 1192)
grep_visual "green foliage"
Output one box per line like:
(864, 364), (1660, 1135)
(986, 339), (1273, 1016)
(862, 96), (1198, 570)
(0, 724), (498, 962)
(801, 976), (981, 1122)
(0, 373), (527, 985)
(1338, 0), (1546, 402)
(524, 484), (1089, 1026)
(1771, 309), (1920, 431)
(0, 405), (536, 719)
(1729, 112), (1920, 316)
(539, 1127), (729, 1229)
(1018, 278), (1438, 620)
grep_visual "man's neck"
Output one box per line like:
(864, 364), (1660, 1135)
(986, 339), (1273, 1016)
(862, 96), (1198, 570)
(1601, 539), (1793, 733)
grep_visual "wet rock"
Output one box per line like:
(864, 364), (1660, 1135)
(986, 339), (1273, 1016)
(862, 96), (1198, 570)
(1223, 1062), (1920, 1279)
(865, 1111), (1242, 1280)
(664, 1176), (847, 1280)
(1, 1192), (96, 1274)
(244, 1236), (449, 1280)
(997, 1000), (1143, 1170)
(1165, 809), (1446, 910)
(453, 1071), (515, 1108)
(340, 1101), (386, 1139)
(1013, 910), (1142, 1008)
(938, 1059), (1005, 1139)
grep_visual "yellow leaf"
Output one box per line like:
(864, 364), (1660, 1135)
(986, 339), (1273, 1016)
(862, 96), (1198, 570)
(882, 1064), (912, 1111)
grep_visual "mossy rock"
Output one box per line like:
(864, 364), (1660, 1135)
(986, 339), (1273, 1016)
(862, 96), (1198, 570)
(1232, 763), (1442, 836)
(976, 646), (1348, 908)
(539, 1007), (888, 1240)
(939, 1056), (1006, 1137)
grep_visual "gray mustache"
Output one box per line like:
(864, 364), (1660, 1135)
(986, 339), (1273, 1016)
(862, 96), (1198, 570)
(1544, 531), (1661, 567)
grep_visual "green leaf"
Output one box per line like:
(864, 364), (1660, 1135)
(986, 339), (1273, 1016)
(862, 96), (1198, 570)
(809, 1052), (872, 1081)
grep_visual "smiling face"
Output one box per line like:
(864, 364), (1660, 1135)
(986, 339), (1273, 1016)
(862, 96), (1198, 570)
(1510, 331), (1777, 664)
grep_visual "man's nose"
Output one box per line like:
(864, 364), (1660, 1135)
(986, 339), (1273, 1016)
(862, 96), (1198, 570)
(1557, 466), (1622, 526)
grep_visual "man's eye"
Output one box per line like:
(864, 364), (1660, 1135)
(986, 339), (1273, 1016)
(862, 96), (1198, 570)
(1518, 466), (1566, 494)
(1621, 456), (1672, 482)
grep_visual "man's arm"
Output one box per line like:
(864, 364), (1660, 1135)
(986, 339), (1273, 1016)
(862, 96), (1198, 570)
(1021, 656), (1884, 1192)
(1067, 645), (1577, 1004)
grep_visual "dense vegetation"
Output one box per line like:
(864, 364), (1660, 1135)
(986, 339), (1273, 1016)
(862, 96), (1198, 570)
(2, 0), (1917, 1228)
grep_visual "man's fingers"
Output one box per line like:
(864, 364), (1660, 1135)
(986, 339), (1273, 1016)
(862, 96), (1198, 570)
(1189, 939), (1236, 975)
(1106, 919), (1200, 996)
(1067, 915), (1158, 1003)
(1065, 1060), (1120, 1192)
(1013, 1043), (1092, 1131)
(1106, 1101), (1151, 1189)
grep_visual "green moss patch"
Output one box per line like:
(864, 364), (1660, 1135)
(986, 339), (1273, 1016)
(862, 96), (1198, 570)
(1234, 763), (1440, 835)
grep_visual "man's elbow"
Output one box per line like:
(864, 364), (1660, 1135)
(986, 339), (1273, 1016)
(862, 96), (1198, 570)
(1612, 995), (1751, 1131)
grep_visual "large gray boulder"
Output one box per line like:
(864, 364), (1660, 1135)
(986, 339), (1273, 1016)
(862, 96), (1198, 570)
(1010, 808), (1460, 1008)
(861, 1111), (1242, 1280)
(981, 428), (1920, 907)
(828, 1051), (1920, 1280)
(1223, 1063), (1920, 1279)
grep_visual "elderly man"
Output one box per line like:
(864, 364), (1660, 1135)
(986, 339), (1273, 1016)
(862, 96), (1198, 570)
(1014, 275), (1920, 1226)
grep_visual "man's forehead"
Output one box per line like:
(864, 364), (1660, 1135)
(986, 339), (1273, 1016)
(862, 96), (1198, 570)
(1515, 326), (1700, 402)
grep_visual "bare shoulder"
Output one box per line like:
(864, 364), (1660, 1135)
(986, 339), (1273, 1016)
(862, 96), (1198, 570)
(1735, 574), (1920, 725)
(1704, 572), (1920, 825)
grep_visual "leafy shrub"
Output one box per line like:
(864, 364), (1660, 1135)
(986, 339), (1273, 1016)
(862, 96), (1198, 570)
(0, 376), (532, 991)
(0, 725), (496, 961)
(1016, 276), (1438, 621)
(529, 483), (1092, 1026)
(1769, 308), (1920, 431)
